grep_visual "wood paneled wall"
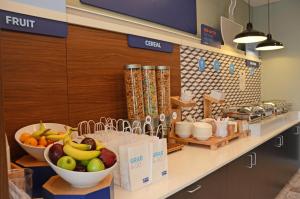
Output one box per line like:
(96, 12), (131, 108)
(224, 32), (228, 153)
(67, 25), (181, 125)
(0, 31), (69, 160)
(0, 25), (181, 160)
(0, 29), (9, 199)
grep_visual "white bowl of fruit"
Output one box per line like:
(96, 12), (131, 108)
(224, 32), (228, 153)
(44, 136), (117, 188)
(15, 122), (70, 161)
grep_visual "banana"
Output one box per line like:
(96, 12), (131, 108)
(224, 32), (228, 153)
(95, 140), (105, 151)
(69, 141), (91, 151)
(63, 144), (100, 161)
(44, 130), (60, 136)
(32, 121), (46, 138)
(46, 134), (67, 141)
(63, 136), (91, 151)
(63, 135), (71, 145)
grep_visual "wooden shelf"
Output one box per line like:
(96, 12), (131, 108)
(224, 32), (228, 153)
(203, 94), (225, 118)
(171, 96), (196, 108)
(203, 94), (225, 104)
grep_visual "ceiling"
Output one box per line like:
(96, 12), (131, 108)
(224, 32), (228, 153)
(243, 0), (281, 7)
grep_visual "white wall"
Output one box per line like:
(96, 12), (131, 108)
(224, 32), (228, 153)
(68, 0), (249, 36)
(253, 0), (300, 110)
(196, 0), (248, 35)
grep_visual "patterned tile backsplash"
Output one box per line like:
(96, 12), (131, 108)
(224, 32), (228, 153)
(180, 45), (261, 120)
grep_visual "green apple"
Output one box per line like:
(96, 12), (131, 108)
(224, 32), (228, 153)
(87, 158), (105, 172)
(57, 156), (76, 171)
(80, 159), (91, 166)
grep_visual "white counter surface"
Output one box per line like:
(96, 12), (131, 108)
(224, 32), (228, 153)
(114, 112), (300, 199)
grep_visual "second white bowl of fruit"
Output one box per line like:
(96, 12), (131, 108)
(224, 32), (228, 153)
(44, 130), (117, 188)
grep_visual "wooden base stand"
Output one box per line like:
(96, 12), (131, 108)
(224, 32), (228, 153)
(15, 155), (56, 198)
(43, 175), (113, 199)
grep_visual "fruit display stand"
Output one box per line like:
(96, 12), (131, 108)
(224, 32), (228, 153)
(43, 174), (113, 199)
(15, 155), (56, 198)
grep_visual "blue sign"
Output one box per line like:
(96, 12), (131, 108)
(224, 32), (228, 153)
(246, 60), (260, 68)
(213, 59), (221, 72)
(229, 63), (235, 75)
(198, 57), (206, 72)
(128, 35), (173, 53)
(250, 67), (255, 76)
(0, 10), (67, 37)
(201, 24), (222, 48)
(80, 0), (197, 34)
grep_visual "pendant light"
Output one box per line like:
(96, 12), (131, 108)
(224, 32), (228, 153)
(233, 0), (267, 44)
(256, 0), (284, 51)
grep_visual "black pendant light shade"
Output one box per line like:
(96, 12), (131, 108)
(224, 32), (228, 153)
(233, 0), (267, 44)
(233, 23), (267, 44)
(256, 34), (284, 51)
(256, 0), (284, 51)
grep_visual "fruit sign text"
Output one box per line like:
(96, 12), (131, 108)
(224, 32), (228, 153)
(5, 15), (35, 28)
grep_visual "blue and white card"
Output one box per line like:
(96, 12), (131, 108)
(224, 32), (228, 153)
(229, 63), (235, 75)
(198, 57), (206, 72)
(213, 59), (220, 72)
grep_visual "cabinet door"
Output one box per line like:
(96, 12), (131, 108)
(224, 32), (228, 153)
(251, 146), (269, 199)
(281, 126), (300, 180)
(266, 129), (298, 188)
(264, 134), (286, 197)
(227, 146), (274, 199)
(227, 152), (254, 199)
(167, 166), (228, 199)
(263, 129), (298, 198)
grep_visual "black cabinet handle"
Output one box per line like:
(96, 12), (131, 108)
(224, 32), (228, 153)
(187, 185), (202, 193)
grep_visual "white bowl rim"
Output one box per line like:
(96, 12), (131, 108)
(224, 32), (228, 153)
(44, 143), (117, 174)
(15, 123), (69, 150)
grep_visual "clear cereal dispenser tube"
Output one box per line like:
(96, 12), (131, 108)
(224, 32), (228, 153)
(124, 64), (145, 120)
(141, 65), (159, 118)
(156, 66), (171, 116)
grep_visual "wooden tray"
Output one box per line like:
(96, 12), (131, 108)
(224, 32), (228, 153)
(169, 130), (250, 150)
(167, 143), (184, 154)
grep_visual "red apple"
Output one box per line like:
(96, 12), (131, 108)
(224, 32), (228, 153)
(99, 148), (116, 168)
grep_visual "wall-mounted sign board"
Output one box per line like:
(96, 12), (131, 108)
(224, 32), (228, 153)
(80, 0), (197, 34)
(245, 60), (260, 68)
(128, 35), (173, 53)
(201, 24), (222, 49)
(0, 10), (68, 37)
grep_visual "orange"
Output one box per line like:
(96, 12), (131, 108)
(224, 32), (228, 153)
(46, 139), (54, 146)
(38, 136), (47, 146)
(37, 145), (45, 148)
(20, 133), (31, 143)
(24, 137), (38, 146)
